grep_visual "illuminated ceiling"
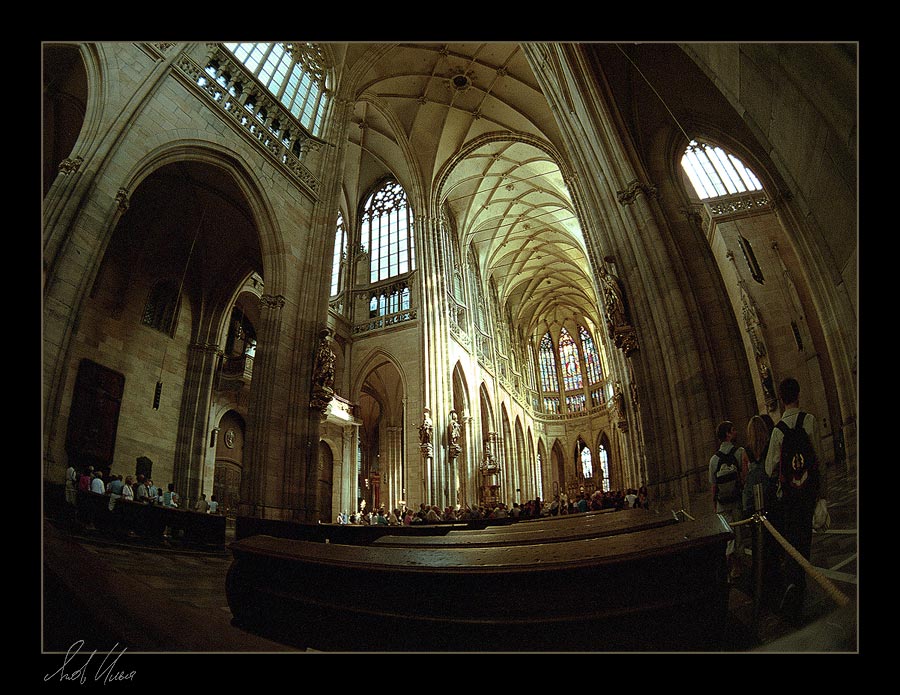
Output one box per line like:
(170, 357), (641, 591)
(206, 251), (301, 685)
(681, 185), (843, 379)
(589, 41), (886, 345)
(342, 42), (603, 341)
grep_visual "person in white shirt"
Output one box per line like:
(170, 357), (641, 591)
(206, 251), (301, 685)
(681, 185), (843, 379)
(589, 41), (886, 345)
(90, 471), (106, 495)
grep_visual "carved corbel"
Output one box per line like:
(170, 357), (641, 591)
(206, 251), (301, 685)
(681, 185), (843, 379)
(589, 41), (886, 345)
(616, 179), (657, 206)
(115, 188), (130, 212)
(58, 156), (83, 175)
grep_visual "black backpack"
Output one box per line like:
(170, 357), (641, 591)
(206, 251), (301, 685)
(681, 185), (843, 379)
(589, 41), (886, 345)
(713, 446), (742, 504)
(775, 412), (820, 501)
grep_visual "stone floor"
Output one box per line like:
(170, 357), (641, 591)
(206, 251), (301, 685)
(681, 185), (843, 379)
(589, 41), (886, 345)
(41, 464), (858, 659)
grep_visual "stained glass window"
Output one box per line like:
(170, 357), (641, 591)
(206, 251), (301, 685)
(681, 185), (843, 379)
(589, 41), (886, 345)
(558, 327), (583, 391)
(579, 326), (602, 384)
(580, 445), (593, 479)
(539, 333), (558, 393)
(567, 393), (586, 412)
(598, 444), (610, 491)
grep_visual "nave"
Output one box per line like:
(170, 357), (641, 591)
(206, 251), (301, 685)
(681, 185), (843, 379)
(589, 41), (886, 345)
(41, 464), (858, 657)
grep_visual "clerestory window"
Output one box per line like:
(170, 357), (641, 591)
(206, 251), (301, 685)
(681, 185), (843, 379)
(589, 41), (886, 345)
(539, 333), (558, 394)
(681, 140), (762, 201)
(579, 326), (603, 385)
(559, 327), (583, 392)
(361, 180), (415, 284)
(223, 42), (329, 137)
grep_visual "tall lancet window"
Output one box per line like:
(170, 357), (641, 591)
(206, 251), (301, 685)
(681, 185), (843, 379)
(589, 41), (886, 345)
(579, 442), (593, 479)
(598, 444), (610, 491)
(558, 327), (583, 391)
(330, 211), (346, 296)
(361, 180), (415, 283)
(579, 325), (603, 385)
(538, 333), (558, 394)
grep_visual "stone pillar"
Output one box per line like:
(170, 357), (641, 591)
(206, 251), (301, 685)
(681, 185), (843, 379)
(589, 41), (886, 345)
(173, 340), (221, 508)
(238, 293), (286, 518)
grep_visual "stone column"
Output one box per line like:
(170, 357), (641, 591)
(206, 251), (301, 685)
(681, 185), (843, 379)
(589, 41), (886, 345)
(173, 340), (221, 508)
(238, 292), (286, 518)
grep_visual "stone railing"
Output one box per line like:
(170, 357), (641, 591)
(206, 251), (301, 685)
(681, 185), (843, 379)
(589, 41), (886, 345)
(706, 191), (770, 217)
(172, 45), (322, 198)
(353, 308), (417, 335)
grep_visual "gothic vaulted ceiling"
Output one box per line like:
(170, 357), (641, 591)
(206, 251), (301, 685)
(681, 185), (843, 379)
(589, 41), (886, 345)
(338, 42), (603, 341)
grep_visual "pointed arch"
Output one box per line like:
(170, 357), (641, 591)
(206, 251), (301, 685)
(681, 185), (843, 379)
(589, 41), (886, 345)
(551, 438), (567, 496)
(353, 350), (407, 515)
(514, 416), (526, 502)
(595, 431), (612, 492)
(500, 403), (513, 503)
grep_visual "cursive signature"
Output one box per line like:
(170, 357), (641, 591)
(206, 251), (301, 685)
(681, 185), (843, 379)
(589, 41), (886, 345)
(44, 640), (136, 685)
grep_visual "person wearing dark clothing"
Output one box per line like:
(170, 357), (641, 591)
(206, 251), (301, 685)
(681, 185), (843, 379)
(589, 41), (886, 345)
(764, 377), (822, 624)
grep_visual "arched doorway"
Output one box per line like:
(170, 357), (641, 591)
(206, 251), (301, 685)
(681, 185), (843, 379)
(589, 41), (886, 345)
(213, 410), (245, 517)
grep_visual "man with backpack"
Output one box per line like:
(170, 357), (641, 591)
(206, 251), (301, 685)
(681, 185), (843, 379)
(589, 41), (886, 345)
(765, 377), (822, 624)
(709, 420), (746, 581)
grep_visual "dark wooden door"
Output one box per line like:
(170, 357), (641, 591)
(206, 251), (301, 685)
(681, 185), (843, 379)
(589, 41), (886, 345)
(65, 359), (125, 472)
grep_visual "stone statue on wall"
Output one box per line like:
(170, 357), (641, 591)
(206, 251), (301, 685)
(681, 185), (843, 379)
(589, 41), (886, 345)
(598, 262), (629, 337)
(313, 329), (336, 392)
(599, 258), (638, 357)
(448, 410), (462, 460)
(448, 410), (461, 445)
(613, 382), (626, 420)
(310, 328), (336, 415)
(419, 408), (433, 446)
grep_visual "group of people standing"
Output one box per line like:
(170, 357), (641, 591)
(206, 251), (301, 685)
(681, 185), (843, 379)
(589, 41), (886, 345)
(708, 376), (823, 624)
(64, 466), (220, 515)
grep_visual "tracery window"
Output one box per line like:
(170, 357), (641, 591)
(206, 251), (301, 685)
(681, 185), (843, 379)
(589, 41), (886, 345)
(681, 140), (762, 201)
(527, 343), (537, 391)
(369, 284), (411, 318)
(579, 326), (603, 384)
(223, 42), (329, 137)
(539, 333), (558, 393)
(361, 180), (415, 283)
(566, 393), (586, 413)
(558, 327), (583, 391)
(330, 211), (347, 296)
(467, 248), (486, 332)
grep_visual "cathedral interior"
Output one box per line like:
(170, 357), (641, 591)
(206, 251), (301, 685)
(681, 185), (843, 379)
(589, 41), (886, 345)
(41, 41), (858, 657)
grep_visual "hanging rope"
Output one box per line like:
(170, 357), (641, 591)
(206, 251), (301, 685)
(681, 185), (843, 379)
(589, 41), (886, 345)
(615, 44), (693, 145)
(153, 207), (206, 409)
(757, 513), (851, 608)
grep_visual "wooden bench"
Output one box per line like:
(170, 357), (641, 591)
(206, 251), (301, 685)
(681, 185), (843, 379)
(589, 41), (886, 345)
(225, 513), (734, 651)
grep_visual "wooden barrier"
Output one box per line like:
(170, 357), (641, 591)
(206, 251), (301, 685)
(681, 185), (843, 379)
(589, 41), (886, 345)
(226, 513), (734, 651)
(73, 488), (226, 548)
(234, 508), (633, 546)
